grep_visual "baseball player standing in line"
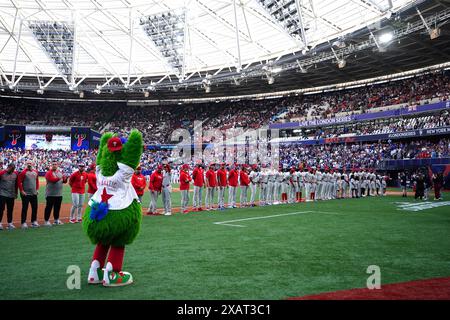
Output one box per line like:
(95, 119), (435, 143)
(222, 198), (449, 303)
(258, 166), (268, 206)
(216, 163), (227, 210)
(296, 166), (304, 202)
(239, 165), (250, 208)
(205, 164), (217, 211)
(248, 164), (259, 207)
(0, 163), (18, 230)
(86, 164), (97, 200)
(315, 168), (323, 201)
(192, 163), (205, 211)
(147, 165), (163, 215)
(44, 161), (66, 226)
(266, 167), (275, 205)
(179, 164), (192, 214)
(131, 165), (146, 203)
(227, 164), (239, 209)
(161, 164), (172, 215)
(69, 163), (87, 223)
(304, 168), (311, 202)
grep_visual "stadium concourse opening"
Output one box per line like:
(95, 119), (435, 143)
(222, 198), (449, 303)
(0, 0), (449, 304)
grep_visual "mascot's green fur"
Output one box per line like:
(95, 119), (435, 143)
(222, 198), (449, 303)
(83, 129), (143, 287)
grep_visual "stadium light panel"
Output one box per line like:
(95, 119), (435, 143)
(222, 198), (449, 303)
(378, 32), (393, 44)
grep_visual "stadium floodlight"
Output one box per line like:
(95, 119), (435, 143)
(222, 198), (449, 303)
(37, 88), (44, 95)
(338, 59), (346, 69)
(144, 91), (150, 98)
(79, 91), (84, 98)
(429, 28), (441, 40)
(378, 32), (394, 44)
(93, 88), (101, 94)
(140, 10), (186, 75)
(202, 77), (211, 93)
(28, 20), (74, 76)
(256, 0), (308, 45)
(267, 75), (275, 85)
(147, 83), (156, 91)
(272, 67), (282, 74)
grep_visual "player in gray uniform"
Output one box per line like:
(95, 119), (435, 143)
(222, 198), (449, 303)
(304, 169), (311, 202)
(249, 165), (259, 207)
(267, 168), (276, 205)
(315, 169), (323, 200)
(381, 175), (387, 196)
(288, 168), (297, 204)
(259, 167), (269, 206)
(341, 172), (349, 198)
(0, 163), (18, 230)
(161, 164), (172, 215)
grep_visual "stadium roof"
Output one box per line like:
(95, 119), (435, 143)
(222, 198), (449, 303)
(0, 0), (450, 100)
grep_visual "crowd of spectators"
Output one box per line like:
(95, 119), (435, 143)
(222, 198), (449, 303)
(1, 138), (448, 174)
(279, 138), (449, 170)
(2, 70), (447, 146)
(290, 110), (450, 140)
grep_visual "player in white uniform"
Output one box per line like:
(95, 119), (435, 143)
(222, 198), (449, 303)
(249, 165), (259, 207)
(381, 175), (387, 196)
(296, 168), (304, 202)
(288, 168), (297, 204)
(259, 167), (268, 206)
(304, 169), (312, 202)
(275, 168), (284, 205)
(267, 168), (276, 205)
(315, 169), (323, 200)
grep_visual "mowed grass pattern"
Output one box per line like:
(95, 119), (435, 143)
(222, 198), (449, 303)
(0, 187), (449, 299)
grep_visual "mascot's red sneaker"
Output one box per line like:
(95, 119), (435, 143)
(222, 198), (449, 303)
(102, 262), (133, 287)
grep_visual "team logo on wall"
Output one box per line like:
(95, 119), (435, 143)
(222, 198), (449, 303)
(75, 133), (87, 147)
(9, 130), (21, 146)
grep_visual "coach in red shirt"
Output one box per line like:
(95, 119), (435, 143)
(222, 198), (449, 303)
(240, 166), (250, 207)
(192, 164), (205, 211)
(227, 165), (238, 208)
(216, 163), (227, 210)
(179, 164), (192, 213)
(131, 165), (146, 203)
(147, 165), (163, 215)
(205, 164), (217, 211)
(69, 163), (88, 223)
(86, 163), (97, 200)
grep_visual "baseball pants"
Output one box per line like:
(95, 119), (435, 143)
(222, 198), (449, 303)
(288, 185), (296, 203)
(193, 186), (203, 209)
(217, 186), (225, 208)
(240, 186), (248, 207)
(273, 182), (280, 203)
(181, 190), (189, 212)
(250, 183), (257, 205)
(162, 187), (172, 214)
(70, 193), (85, 220)
(148, 190), (159, 213)
(259, 184), (267, 205)
(205, 187), (215, 209)
(228, 186), (237, 207)
(305, 183), (311, 201)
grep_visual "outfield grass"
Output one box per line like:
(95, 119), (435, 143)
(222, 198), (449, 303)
(1, 192), (449, 300)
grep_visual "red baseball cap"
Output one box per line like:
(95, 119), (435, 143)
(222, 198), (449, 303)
(107, 137), (122, 152)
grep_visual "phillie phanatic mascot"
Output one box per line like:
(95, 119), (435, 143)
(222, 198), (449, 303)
(83, 129), (143, 287)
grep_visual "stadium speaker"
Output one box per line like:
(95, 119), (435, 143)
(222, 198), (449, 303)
(430, 28), (441, 40)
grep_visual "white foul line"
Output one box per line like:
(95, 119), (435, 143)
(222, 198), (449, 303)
(213, 211), (315, 227)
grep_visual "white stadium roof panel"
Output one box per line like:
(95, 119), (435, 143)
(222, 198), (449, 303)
(0, 0), (416, 81)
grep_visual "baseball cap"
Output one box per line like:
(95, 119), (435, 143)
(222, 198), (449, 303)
(107, 137), (123, 152)
(78, 163), (86, 167)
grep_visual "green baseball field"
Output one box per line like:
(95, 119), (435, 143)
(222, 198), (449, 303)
(0, 179), (449, 299)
